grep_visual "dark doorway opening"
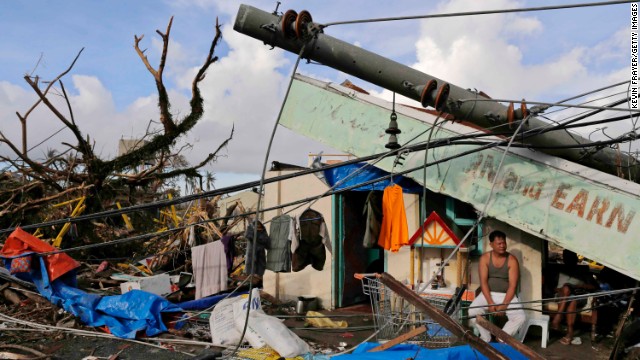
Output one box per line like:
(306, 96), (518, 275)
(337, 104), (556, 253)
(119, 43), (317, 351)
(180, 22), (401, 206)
(335, 191), (384, 308)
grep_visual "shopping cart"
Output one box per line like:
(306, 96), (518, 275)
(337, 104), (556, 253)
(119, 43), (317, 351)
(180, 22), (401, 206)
(356, 273), (463, 348)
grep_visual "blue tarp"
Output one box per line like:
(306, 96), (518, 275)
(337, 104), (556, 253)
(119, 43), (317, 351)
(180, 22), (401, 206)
(5, 255), (181, 339)
(177, 290), (247, 310)
(323, 163), (423, 194)
(332, 342), (528, 360)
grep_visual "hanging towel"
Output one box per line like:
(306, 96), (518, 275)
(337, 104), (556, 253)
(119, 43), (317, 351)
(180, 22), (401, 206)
(267, 214), (293, 272)
(378, 184), (409, 252)
(191, 241), (228, 299)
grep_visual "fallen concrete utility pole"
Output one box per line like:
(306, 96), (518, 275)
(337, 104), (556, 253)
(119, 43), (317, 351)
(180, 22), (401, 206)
(476, 316), (546, 360)
(234, 4), (639, 183)
(377, 272), (510, 360)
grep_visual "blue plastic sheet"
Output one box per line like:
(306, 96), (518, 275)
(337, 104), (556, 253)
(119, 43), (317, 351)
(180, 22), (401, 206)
(177, 290), (247, 310)
(6, 255), (181, 339)
(332, 342), (529, 360)
(323, 163), (423, 193)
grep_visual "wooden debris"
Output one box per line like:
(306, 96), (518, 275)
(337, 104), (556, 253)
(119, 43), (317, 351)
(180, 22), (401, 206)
(2, 288), (21, 306)
(9, 283), (47, 305)
(368, 325), (427, 352)
(0, 351), (31, 359)
(475, 316), (546, 360)
(0, 344), (48, 359)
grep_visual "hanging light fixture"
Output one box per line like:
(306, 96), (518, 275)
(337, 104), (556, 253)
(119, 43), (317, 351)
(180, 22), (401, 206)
(385, 92), (401, 150)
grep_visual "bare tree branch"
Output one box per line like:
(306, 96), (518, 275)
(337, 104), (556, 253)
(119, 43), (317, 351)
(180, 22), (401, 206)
(21, 49), (96, 164)
(141, 125), (234, 183)
(156, 16), (173, 81)
(108, 18), (224, 174)
(59, 80), (77, 126)
(192, 18), (222, 97)
(133, 34), (158, 80)
(0, 132), (63, 190)
(134, 16), (176, 135)
(0, 184), (92, 218)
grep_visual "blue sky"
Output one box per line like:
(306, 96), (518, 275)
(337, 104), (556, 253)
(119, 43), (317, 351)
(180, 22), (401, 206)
(0, 0), (632, 189)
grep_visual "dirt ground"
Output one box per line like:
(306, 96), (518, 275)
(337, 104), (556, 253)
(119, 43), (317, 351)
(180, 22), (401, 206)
(0, 305), (629, 360)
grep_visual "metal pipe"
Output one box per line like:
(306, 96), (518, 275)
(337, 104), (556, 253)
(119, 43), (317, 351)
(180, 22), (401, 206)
(234, 4), (639, 182)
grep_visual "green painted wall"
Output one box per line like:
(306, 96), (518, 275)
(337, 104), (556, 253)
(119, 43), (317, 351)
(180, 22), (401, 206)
(280, 77), (640, 281)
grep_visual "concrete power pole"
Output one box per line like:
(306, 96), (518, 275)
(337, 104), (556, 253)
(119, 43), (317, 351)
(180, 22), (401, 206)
(234, 4), (639, 183)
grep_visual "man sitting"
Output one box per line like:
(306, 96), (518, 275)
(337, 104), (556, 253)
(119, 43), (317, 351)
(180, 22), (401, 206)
(469, 230), (525, 342)
(551, 249), (597, 345)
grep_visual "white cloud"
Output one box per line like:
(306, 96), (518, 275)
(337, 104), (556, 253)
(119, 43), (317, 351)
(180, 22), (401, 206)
(503, 14), (542, 37)
(412, 0), (626, 102)
(69, 75), (116, 116)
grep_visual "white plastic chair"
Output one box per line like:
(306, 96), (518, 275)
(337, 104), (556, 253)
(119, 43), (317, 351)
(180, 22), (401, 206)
(517, 314), (550, 348)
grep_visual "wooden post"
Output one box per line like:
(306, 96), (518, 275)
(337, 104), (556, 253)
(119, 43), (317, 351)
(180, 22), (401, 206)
(378, 272), (510, 360)
(476, 316), (546, 360)
(418, 247), (424, 284)
(608, 286), (637, 360)
(410, 246), (415, 288)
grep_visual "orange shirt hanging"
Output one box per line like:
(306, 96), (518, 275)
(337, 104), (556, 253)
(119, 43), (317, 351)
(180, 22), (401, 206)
(377, 184), (409, 252)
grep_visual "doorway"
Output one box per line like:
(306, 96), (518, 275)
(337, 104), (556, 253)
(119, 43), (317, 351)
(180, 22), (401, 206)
(334, 191), (384, 308)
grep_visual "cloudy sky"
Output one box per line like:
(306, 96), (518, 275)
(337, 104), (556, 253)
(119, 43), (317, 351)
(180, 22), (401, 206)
(0, 0), (632, 189)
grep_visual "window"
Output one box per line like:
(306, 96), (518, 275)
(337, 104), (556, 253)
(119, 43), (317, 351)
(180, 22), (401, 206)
(445, 198), (482, 254)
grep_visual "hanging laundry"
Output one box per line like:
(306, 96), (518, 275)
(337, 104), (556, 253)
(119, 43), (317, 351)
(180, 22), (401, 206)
(244, 221), (270, 277)
(220, 234), (236, 273)
(362, 191), (383, 248)
(191, 241), (228, 299)
(267, 214), (293, 272)
(378, 184), (409, 252)
(292, 209), (331, 272)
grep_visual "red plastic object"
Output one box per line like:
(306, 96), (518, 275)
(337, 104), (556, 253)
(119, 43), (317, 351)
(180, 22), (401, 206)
(1, 227), (80, 282)
(96, 260), (110, 273)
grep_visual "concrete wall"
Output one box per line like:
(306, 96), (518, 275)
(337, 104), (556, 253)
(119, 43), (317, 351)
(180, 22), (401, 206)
(262, 170), (334, 309)
(216, 190), (259, 234)
(482, 219), (544, 310)
(217, 190), (259, 212)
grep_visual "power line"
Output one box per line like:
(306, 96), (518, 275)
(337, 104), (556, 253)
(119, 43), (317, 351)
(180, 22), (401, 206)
(3, 102), (636, 236)
(458, 97), (640, 113)
(544, 89), (629, 117)
(322, 0), (633, 28)
(31, 124), (640, 258)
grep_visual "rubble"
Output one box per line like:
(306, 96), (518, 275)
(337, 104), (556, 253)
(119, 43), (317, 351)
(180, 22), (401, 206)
(0, 194), (637, 360)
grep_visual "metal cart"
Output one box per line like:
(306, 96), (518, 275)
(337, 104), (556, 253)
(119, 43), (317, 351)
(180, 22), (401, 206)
(357, 273), (463, 348)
